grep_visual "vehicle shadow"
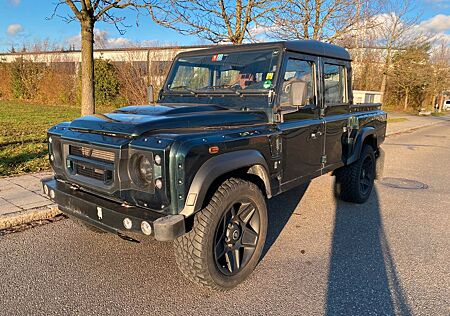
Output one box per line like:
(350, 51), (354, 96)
(325, 188), (412, 315)
(261, 182), (310, 260)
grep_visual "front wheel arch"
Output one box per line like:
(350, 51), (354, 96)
(180, 150), (271, 217)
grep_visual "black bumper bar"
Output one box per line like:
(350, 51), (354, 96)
(41, 178), (185, 241)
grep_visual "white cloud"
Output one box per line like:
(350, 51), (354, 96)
(9, 0), (21, 5)
(424, 0), (450, 9)
(66, 29), (135, 49)
(6, 23), (23, 36)
(419, 14), (450, 34)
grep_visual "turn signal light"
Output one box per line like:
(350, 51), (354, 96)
(209, 146), (219, 154)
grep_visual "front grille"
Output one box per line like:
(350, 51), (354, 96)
(74, 163), (113, 183)
(70, 145), (115, 163)
(66, 144), (116, 186)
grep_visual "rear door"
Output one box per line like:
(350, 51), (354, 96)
(321, 59), (351, 171)
(278, 53), (325, 190)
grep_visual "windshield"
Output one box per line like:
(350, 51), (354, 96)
(165, 49), (280, 94)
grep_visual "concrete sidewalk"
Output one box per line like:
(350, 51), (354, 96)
(0, 172), (59, 229)
(0, 112), (448, 230)
(386, 112), (449, 136)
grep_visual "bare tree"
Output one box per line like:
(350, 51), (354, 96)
(429, 41), (450, 112)
(149, 0), (279, 44)
(51, 0), (148, 115)
(390, 46), (431, 111)
(265, 0), (378, 43)
(373, 0), (423, 103)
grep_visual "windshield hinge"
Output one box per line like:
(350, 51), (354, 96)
(321, 155), (327, 164)
(268, 89), (275, 104)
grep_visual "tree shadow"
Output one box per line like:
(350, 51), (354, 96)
(326, 188), (412, 315)
(261, 182), (310, 260)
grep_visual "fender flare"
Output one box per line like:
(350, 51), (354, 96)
(347, 127), (377, 164)
(180, 150), (271, 217)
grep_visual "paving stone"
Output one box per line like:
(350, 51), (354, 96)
(32, 171), (53, 179)
(8, 174), (43, 192)
(22, 199), (53, 210)
(0, 179), (11, 189)
(0, 202), (21, 216)
(8, 193), (50, 208)
(0, 184), (30, 199)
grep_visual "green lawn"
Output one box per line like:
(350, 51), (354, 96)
(387, 117), (409, 123)
(0, 101), (113, 176)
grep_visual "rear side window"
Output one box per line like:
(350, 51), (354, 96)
(324, 63), (347, 104)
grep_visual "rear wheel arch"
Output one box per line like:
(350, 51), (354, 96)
(347, 127), (378, 164)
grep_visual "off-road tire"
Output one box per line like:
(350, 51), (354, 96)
(69, 216), (106, 234)
(335, 145), (376, 203)
(174, 178), (268, 290)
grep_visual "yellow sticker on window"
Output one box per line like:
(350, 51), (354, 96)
(266, 72), (274, 80)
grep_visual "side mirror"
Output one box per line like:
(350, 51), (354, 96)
(147, 85), (154, 104)
(288, 81), (308, 106)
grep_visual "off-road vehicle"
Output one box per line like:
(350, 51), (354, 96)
(42, 40), (386, 290)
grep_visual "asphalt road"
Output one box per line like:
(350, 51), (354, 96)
(1, 122), (449, 315)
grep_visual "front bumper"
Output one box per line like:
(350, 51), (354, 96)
(41, 177), (185, 241)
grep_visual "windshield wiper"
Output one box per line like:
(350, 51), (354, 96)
(169, 85), (198, 96)
(201, 85), (243, 96)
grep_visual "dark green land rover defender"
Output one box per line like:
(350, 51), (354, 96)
(42, 40), (386, 290)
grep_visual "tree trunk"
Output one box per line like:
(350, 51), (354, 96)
(438, 93), (444, 113)
(81, 19), (95, 116)
(403, 87), (409, 111)
(432, 94), (437, 112)
(380, 73), (387, 103)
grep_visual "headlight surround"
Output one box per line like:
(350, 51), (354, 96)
(130, 153), (154, 187)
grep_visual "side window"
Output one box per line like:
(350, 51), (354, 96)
(280, 59), (315, 107)
(324, 63), (347, 104)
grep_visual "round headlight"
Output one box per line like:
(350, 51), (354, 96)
(138, 156), (153, 183)
(154, 154), (162, 165)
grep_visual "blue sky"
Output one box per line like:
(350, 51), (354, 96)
(0, 0), (449, 52)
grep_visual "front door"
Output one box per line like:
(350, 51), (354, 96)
(278, 54), (325, 191)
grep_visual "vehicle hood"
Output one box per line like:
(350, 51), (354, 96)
(68, 104), (268, 136)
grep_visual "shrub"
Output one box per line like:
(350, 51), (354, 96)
(0, 62), (12, 100)
(10, 58), (46, 100)
(94, 59), (121, 106)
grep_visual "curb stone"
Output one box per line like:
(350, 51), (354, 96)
(0, 205), (61, 230)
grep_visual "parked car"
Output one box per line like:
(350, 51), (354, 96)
(443, 100), (450, 111)
(42, 40), (387, 290)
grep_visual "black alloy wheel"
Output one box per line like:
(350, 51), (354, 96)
(214, 200), (261, 276)
(174, 178), (268, 290)
(360, 154), (375, 196)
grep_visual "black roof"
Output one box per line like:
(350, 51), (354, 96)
(284, 40), (350, 61)
(177, 40), (351, 61)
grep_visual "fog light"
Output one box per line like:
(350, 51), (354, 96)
(43, 185), (49, 195)
(154, 154), (161, 165)
(49, 190), (55, 199)
(141, 221), (152, 235)
(155, 178), (163, 189)
(123, 218), (132, 230)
